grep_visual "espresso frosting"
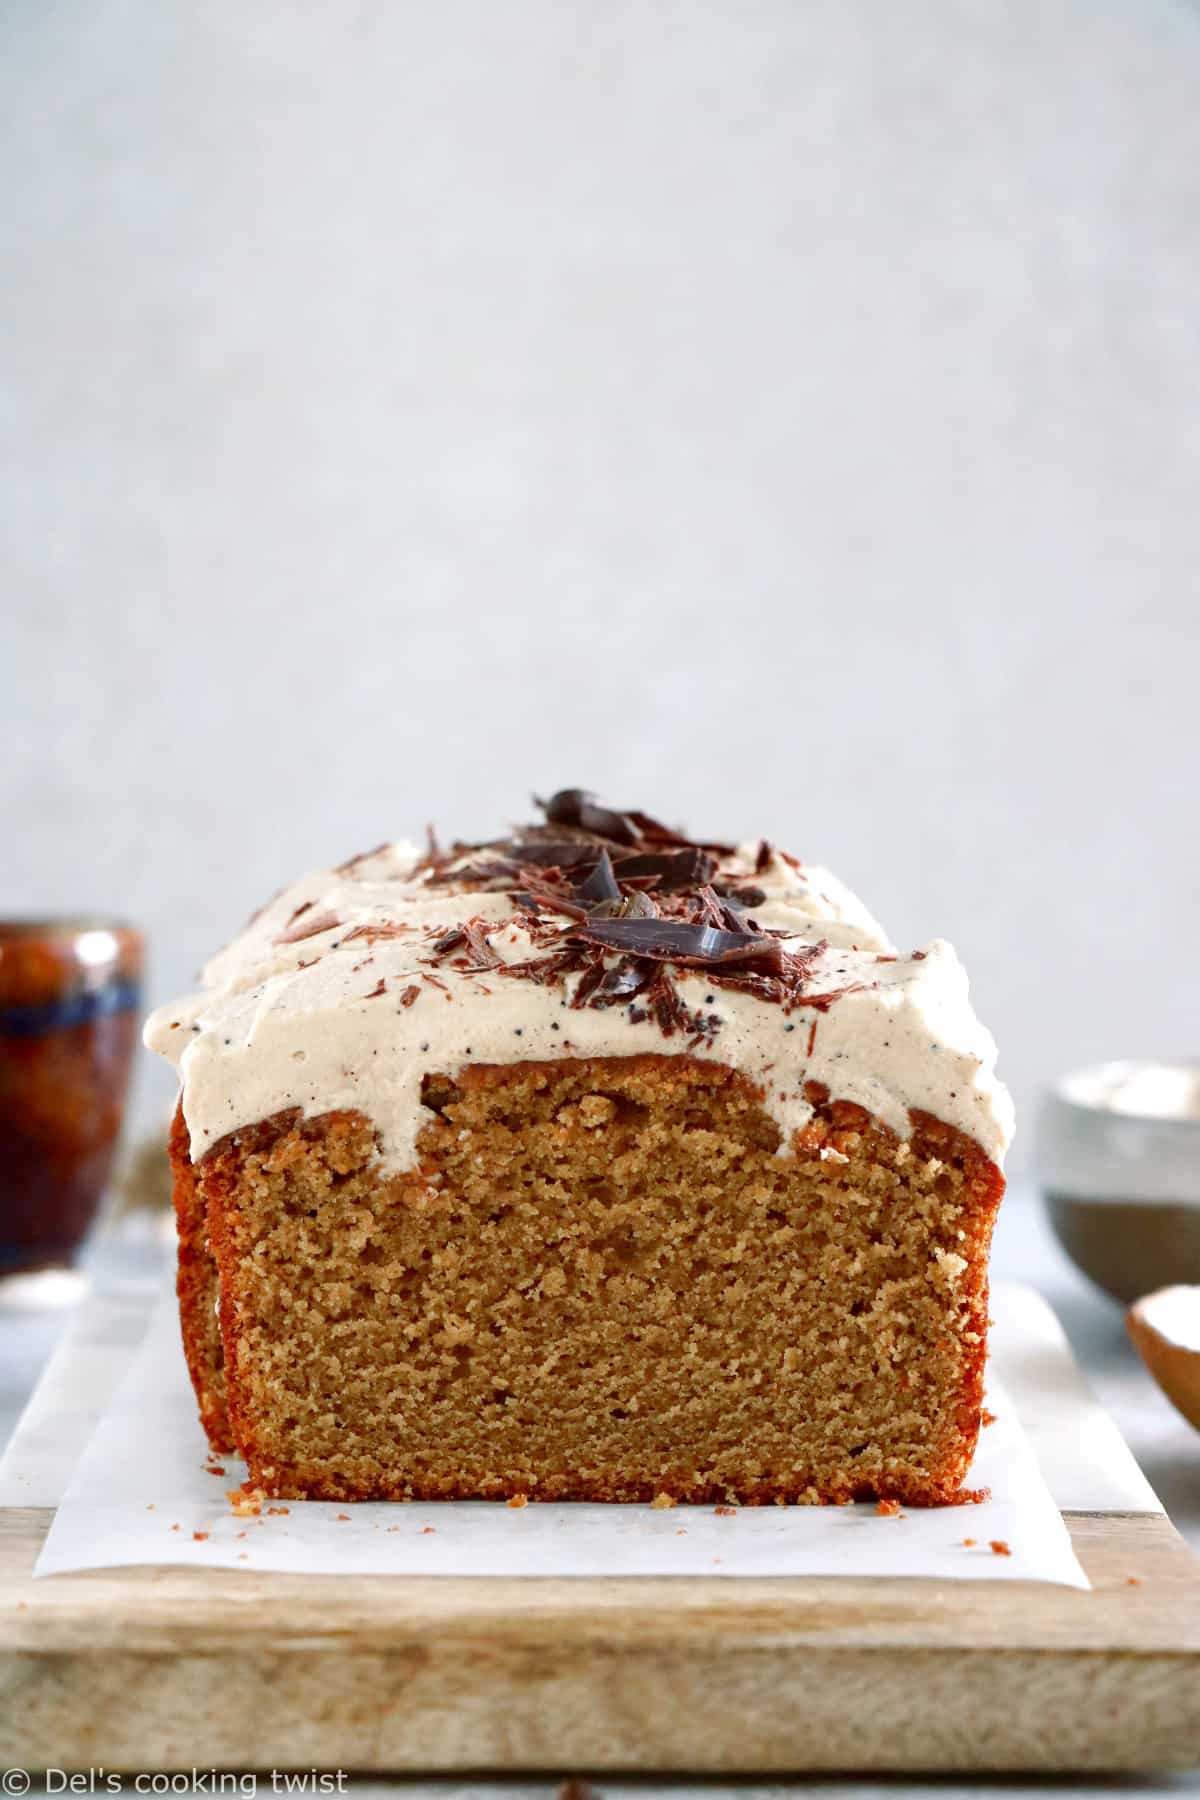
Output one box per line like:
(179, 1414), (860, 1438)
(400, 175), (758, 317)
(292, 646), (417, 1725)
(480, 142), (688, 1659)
(146, 798), (1014, 1173)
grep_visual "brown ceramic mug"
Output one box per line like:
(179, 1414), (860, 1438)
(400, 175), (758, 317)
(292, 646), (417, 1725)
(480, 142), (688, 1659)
(0, 919), (143, 1271)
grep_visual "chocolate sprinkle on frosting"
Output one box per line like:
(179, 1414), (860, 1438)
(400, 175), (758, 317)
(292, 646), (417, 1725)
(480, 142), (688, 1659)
(401, 786), (849, 1023)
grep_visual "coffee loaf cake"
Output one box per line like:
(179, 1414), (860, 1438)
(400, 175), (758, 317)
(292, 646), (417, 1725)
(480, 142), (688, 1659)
(146, 790), (1012, 1505)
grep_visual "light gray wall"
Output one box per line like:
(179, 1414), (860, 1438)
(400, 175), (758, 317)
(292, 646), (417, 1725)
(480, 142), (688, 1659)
(4, 0), (1199, 1169)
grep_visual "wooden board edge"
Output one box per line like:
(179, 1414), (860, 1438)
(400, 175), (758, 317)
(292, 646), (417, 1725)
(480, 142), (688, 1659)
(2, 1505), (1199, 1772)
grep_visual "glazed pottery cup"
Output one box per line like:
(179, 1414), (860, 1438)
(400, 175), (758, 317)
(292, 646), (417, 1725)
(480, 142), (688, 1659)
(1037, 1060), (1200, 1304)
(0, 919), (143, 1271)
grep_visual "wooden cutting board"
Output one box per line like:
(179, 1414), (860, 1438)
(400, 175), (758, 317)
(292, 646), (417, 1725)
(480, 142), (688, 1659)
(3, 1503), (1199, 1773)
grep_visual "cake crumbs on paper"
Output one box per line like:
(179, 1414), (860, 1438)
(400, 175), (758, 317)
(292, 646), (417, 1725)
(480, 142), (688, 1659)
(714, 1505), (736, 1516)
(650, 1491), (675, 1510)
(990, 1539), (1012, 1557)
(193, 1531), (209, 1542)
(228, 1486), (265, 1518)
(962, 1536), (977, 1547)
(506, 1493), (528, 1509)
(876, 1498), (903, 1517)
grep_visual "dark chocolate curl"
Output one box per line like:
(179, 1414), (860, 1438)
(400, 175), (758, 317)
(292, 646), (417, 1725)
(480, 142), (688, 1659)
(575, 849), (621, 906)
(573, 917), (792, 975)
(611, 849), (718, 889)
(536, 788), (639, 845)
(501, 839), (597, 869)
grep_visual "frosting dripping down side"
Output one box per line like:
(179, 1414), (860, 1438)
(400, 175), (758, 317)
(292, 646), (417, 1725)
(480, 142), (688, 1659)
(145, 802), (1014, 1174)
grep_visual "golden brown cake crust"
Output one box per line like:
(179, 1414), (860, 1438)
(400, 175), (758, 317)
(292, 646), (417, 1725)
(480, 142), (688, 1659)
(170, 1100), (234, 1454)
(189, 1056), (1003, 1506)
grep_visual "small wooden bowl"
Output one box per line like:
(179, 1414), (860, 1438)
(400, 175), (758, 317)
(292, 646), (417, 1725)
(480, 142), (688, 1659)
(1127, 1286), (1200, 1431)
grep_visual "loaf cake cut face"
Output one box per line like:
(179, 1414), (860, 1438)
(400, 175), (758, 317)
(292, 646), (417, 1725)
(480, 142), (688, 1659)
(149, 789), (1013, 1505)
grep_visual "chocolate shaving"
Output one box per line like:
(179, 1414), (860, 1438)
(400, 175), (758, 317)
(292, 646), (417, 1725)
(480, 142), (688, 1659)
(596, 956), (652, 999)
(398, 985), (421, 1007)
(627, 966), (719, 1044)
(511, 885), (590, 922)
(573, 917), (792, 974)
(276, 908), (340, 945)
(610, 848), (717, 889)
(587, 889), (659, 922)
(334, 843), (390, 876)
(500, 839), (599, 869)
(575, 849), (621, 906)
(341, 920), (412, 946)
(429, 925), (467, 959)
(624, 809), (736, 856)
(537, 788), (639, 845)
(427, 921), (502, 971)
(365, 789), (840, 1038)
(570, 952), (610, 1008)
(715, 882), (767, 908)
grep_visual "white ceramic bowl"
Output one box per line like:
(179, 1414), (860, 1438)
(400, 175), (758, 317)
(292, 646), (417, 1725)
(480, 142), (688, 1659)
(1037, 1060), (1200, 1304)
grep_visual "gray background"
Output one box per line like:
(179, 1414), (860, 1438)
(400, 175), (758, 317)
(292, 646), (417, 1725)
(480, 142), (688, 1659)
(3, 0), (1199, 1167)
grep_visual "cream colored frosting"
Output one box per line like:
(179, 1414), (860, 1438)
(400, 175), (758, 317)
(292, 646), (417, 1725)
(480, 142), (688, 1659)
(146, 838), (1014, 1172)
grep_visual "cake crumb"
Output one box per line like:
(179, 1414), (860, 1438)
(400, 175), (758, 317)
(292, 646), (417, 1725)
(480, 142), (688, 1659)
(989, 1539), (1012, 1557)
(422, 1525), (436, 1534)
(335, 1513), (350, 1521)
(981, 1408), (997, 1428)
(876, 1498), (903, 1517)
(650, 1491), (675, 1510)
(170, 1523), (180, 1532)
(228, 1486), (264, 1518)
(714, 1505), (736, 1516)
(205, 1463), (227, 1476)
(238, 1552), (248, 1561)
(507, 1493), (528, 1509)
(193, 1531), (209, 1542)
(962, 1536), (977, 1547)
(1127, 1575), (1141, 1586)
(266, 1505), (290, 1516)
(675, 1528), (687, 1535)
(145, 1504), (155, 1511)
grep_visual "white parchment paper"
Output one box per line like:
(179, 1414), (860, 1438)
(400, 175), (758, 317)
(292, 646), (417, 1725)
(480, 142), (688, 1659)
(34, 1283), (1091, 1586)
